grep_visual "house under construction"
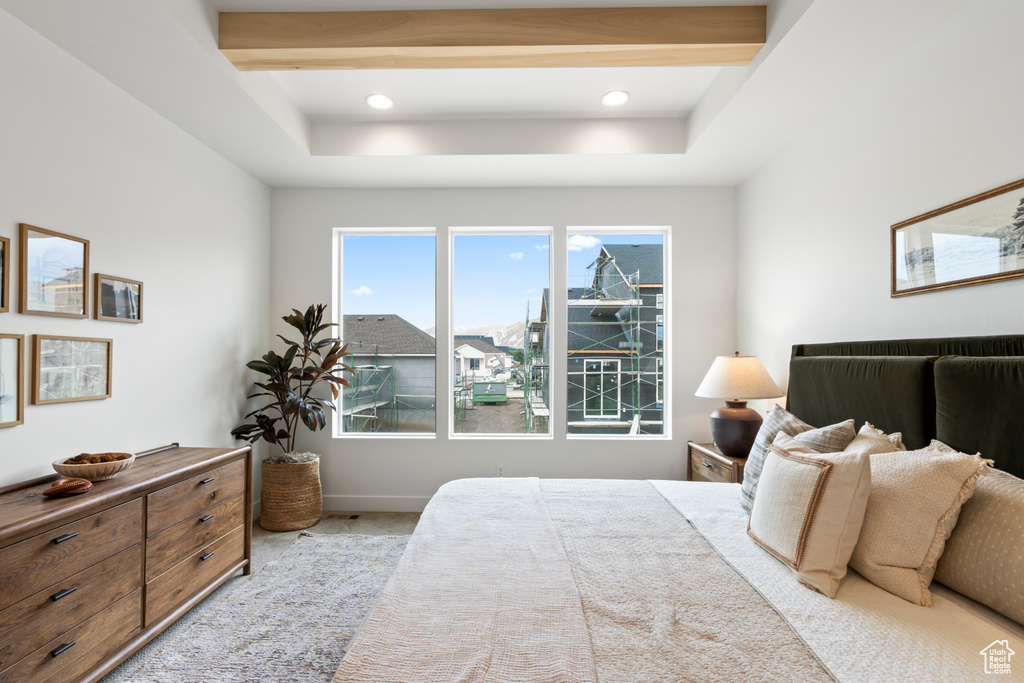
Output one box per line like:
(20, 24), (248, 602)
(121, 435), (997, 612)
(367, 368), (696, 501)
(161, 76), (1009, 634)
(527, 243), (664, 435)
(341, 314), (436, 433)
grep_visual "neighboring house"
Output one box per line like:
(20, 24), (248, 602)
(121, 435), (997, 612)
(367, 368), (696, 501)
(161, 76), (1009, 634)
(454, 337), (509, 382)
(342, 314), (436, 433)
(565, 244), (664, 435)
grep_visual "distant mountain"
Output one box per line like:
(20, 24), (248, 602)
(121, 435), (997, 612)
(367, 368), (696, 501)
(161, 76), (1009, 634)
(424, 319), (540, 349)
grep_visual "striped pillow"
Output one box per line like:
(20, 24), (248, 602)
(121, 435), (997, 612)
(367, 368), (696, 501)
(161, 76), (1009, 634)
(739, 405), (856, 513)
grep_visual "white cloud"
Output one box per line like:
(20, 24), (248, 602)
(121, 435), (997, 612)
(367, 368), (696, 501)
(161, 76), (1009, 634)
(350, 285), (373, 296)
(567, 235), (601, 251)
(535, 243), (549, 250)
(509, 252), (524, 261)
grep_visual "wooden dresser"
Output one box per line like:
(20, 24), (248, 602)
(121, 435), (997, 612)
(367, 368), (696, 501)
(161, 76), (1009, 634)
(0, 445), (252, 683)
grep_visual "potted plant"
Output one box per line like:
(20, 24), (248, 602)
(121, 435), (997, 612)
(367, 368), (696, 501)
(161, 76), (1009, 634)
(232, 304), (352, 531)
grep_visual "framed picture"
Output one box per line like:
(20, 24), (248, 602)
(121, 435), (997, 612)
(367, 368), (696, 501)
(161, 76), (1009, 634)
(19, 223), (89, 317)
(0, 235), (9, 313)
(33, 335), (112, 404)
(892, 178), (1024, 297)
(95, 273), (143, 323)
(0, 334), (24, 428)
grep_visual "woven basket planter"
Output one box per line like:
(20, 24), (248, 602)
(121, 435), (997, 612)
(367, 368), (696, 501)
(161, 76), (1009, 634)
(259, 458), (322, 531)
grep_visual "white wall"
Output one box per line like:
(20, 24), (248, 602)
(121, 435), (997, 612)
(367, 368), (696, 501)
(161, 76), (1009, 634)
(0, 9), (270, 486)
(736, 0), (1024, 393)
(271, 187), (736, 510)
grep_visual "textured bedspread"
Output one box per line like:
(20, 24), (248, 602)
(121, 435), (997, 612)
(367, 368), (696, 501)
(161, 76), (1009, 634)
(334, 478), (832, 683)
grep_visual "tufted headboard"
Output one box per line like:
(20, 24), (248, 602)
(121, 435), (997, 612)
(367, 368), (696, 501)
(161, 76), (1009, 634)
(786, 334), (1024, 478)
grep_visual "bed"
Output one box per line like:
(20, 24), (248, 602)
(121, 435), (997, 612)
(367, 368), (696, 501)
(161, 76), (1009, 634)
(333, 335), (1024, 682)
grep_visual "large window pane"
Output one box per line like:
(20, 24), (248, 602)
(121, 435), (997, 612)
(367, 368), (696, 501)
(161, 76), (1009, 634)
(338, 233), (436, 434)
(453, 232), (550, 435)
(567, 232), (665, 436)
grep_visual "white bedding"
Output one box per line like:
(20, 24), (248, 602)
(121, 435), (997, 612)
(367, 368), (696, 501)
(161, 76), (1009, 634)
(335, 478), (1022, 682)
(653, 480), (1024, 682)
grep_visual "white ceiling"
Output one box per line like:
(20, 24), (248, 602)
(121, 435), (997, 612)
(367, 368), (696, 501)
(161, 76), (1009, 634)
(0, 0), (974, 188)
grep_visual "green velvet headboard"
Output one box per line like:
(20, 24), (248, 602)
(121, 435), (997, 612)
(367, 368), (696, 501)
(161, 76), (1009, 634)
(787, 335), (1024, 478)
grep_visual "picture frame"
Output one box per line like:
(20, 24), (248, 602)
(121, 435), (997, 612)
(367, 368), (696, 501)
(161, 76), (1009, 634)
(0, 235), (9, 313)
(891, 177), (1024, 297)
(19, 223), (90, 318)
(95, 273), (143, 323)
(0, 334), (24, 428)
(32, 335), (112, 404)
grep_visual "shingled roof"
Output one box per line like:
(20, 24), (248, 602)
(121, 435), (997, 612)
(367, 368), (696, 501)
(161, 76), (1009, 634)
(343, 314), (435, 355)
(455, 338), (505, 356)
(601, 244), (663, 285)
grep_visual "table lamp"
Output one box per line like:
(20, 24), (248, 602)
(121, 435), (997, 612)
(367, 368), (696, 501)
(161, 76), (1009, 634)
(695, 352), (783, 458)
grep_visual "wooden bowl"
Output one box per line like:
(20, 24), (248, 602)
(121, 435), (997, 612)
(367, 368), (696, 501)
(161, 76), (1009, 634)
(52, 453), (135, 481)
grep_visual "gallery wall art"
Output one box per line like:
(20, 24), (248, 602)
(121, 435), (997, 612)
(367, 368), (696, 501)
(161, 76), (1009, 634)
(20, 223), (90, 317)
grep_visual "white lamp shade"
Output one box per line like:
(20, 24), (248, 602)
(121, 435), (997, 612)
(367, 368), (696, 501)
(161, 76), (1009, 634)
(695, 354), (782, 400)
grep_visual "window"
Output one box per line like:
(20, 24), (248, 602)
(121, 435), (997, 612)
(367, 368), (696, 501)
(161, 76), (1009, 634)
(335, 231), (436, 435)
(452, 231), (551, 436)
(567, 230), (666, 436)
(583, 359), (620, 418)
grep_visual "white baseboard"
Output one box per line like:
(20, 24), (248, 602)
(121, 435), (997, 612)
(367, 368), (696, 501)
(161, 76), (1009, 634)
(323, 494), (430, 513)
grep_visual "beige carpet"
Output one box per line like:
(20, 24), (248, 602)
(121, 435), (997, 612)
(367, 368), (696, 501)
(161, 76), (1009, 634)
(102, 512), (419, 683)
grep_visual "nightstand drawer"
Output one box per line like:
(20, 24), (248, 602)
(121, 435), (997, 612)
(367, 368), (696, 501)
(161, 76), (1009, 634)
(690, 449), (735, 483)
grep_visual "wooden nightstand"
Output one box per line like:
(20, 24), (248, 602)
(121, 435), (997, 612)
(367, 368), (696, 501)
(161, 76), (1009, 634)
(688, 441), (746, 484)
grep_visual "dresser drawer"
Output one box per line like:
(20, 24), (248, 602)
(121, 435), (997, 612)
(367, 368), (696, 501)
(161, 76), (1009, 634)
(146, 493), (245, 581)
(145, 524), (245, 625)
(0, 589), (141, 683)
(147, 458), (245, 537)
(690, 448), (737, 484)
(0, 544), (140, 672)
(0, 499), (142, 611)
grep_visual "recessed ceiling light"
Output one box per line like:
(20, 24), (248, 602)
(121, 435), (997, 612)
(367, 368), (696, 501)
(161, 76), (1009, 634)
(365, 94), (394, 110)
(601, 90), (630, 107)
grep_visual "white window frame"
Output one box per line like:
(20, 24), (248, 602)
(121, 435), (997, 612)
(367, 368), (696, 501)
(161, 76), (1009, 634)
(449, 227), (554, 440)
(565, 226), (670, 440)
(332, 227), (437, 439)
(582, 359), (621, 419)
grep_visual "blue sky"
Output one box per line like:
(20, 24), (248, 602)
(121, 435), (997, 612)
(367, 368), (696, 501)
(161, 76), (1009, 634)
(342, 232), (662, 331)
(343, 235), (436, 330)
(453, 234), (550, 331)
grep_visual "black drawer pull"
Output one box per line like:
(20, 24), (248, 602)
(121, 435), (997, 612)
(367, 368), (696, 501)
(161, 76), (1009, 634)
(703, 462), (713, 468)
(199, 477), (215, 484)
(200, 551), (215, 561)
(52, 532), (78, 545)
(50, 641), (76, 658)
(199, 514), (214, 523)
(50, 587), (78, 602)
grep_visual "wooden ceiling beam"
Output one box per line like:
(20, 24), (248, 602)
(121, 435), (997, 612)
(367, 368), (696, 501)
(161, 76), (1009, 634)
(218, 6), (766, 70)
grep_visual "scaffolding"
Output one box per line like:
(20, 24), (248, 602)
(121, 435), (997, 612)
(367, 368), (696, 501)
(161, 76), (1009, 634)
(523, 302), (549, 435)
(341, 344), (435, 432)
(565, 253), (663, 435)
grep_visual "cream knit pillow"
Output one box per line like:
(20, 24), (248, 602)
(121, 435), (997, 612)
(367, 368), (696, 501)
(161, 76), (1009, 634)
(748, 434), (872, 598)
(844, 422), (906, 455)
(849, 446), (990, 606)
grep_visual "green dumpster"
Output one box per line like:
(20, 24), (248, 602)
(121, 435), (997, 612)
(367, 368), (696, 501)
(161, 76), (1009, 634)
(472, 381), (507, 404)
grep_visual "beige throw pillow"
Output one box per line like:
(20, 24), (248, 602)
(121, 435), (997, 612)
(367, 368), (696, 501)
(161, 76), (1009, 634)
(849, 446), (991, 606)
(748, 435), (872, 598)
(844, 422), (906, 455)
(934, 467), (1024, 626)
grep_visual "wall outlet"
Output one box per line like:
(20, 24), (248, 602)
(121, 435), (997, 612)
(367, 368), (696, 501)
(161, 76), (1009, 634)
(496, 464), (506, 477)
